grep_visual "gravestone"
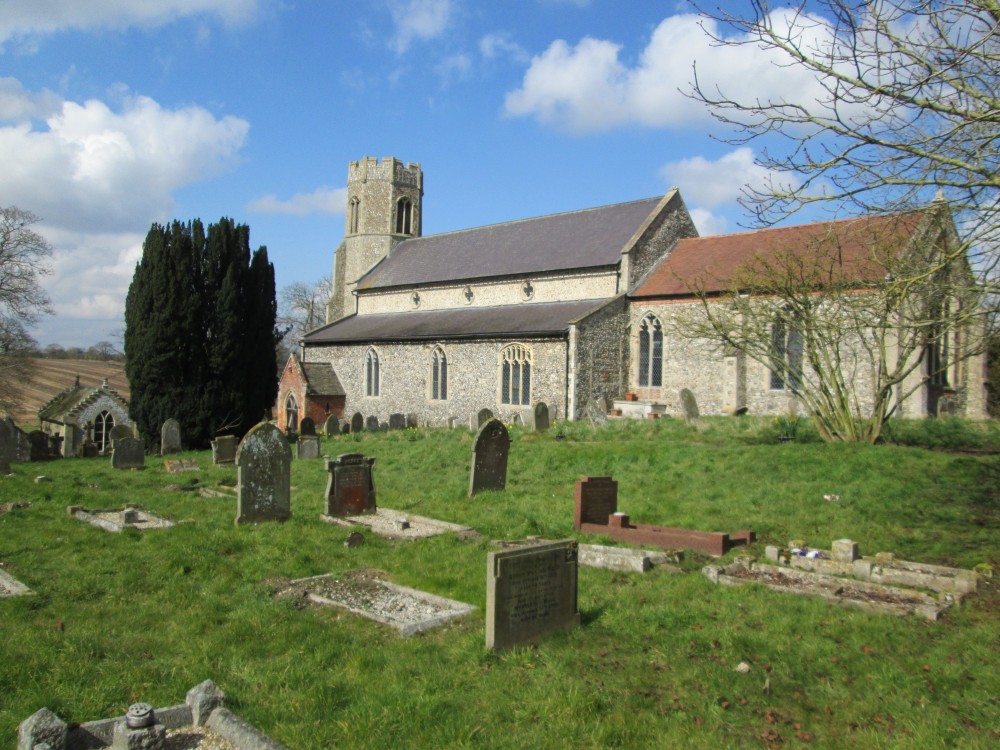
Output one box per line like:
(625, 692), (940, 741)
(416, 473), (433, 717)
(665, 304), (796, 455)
(680, 388), (699, 423)
(469, 419), (510, 496)
(0, 417), (31, 464)
(586, 400), (608, 426)
(340, 421), (351, 435)
(448, 416), (460, 429)
(109, 424), (133, 443)
(597, 395), (608, 414)
(573, 476), (618, 528)
(211, 435), (238, 464)
(299, 416), (316, 436)
(406, 413), (419, 428)
(476, 408), (494, 429)
(388, 413), (406, 430)
(351, 412), (364, 433)
(0, 459), (10, 475)
(111, 437), (145, 470)
(76, 441), (99, 458)
(531, 402), (550, 432)
(324, 415), (340, 435)
(486, 539), (581, 651)
(323, 453), (377, 517)
(160, 419), (182, 455)
(27, 431), (51, 461)
(365, 416), (380, 432)
(235, 422), (291, 525)
(297, 434), (321, 459)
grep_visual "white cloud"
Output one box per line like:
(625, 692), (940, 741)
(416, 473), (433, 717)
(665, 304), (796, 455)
(388, 0), (453, 54)
(248, 187), (347, 216)
(0, 0), (263, 47)
(688, 208), (729, 237)
(0, 77), (62, 121)
(479, 33), (528, 63)
(505, 12), (835, 133)
(660, 148), (785, 209)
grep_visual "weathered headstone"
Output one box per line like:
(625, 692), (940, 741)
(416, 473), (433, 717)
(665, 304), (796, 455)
(573, 476), (618, 528)
(340, 421), (350, 435)
(297, 434), (321, 459)
(211, 435), (238, 464)
(388, 413), (406, 430)
(160, 418), (182, 456)
(109, 424), (133, 443)
(486, 539), (581, 651)
(17, 707), (67, 750)
(76, 441), (99, 458)
(365, 416), (380, 432)
(0, 417), (31, 464)
(406, 413), (419, 428)
(235, 422), (291, 525)
(48, 433), (64, 458)
(111, 437), (145, 470)
(27, 430), (51, 461)
(469, 419), (510, 496)
(476, 408), (494, 429)
(299, 416), (316, 436)
(351, 412), (364, 433)
(323, 453), (377, 517)
(448, 416), (460, 429)
(680, 388), (699, 423)
(324, 415), (340, 435)
(597, 395), (608, 414)
(0, 459), (10, 475)
(531, 402), (550, 432)
(586, 400), (608, 426)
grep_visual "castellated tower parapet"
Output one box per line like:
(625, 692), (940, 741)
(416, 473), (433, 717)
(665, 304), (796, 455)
(328, 156), (423, 323)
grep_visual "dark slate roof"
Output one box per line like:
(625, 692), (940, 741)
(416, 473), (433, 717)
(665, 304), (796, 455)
(356, 196), (664, 290)
(38, 381), (130, 424)
(304, 299), (613, 344)
(301, 361), (346, 396)
(633, 212), (924, 298)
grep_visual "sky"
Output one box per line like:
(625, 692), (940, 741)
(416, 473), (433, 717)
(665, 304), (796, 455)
(0, 0), (829, 348)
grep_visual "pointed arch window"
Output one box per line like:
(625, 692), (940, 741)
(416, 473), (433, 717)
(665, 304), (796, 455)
(349, 197), (360, 234)
(365, 348), (380, 397)
(285, 394), (299, 432)
(769, 309), (803, 391)
(431, 346), (448, 400)
(637, 314), (663, 387)
(395, 197), (413, 235)
(500, 344), (531, 406)
(95, 410), (115, 452)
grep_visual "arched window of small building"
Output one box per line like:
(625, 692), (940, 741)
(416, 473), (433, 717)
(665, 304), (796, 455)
(769, 309), (803, 391)
(395, 197), (413, 235)
(95, 411), (115, 452)
(365, 348), (381, 397)
(499, 344), (531, 406)
(637, 314), (663, 387)
(431, 346), (448, 400)
(349, 197), (360, 234)
(285, 394), (299, 432)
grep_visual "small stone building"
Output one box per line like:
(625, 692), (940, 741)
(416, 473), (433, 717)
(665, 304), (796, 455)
(276, 354), (346, 432)
(38, 377), (132, 455)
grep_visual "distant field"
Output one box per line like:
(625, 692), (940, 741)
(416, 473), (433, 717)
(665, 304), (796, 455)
(6, 358), (130, 427)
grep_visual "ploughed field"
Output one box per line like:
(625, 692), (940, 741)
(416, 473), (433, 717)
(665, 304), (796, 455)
(7, 358), (129, 426)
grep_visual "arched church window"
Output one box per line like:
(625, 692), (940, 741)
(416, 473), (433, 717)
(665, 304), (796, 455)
(365, 349), (381, 397)
(637, 314), (663, 387)
(285, 394), (299, 432)
(349, 197), (360, 234)
(95, 411), (115, 452)
(395, 197), (413, 235)
(769, 308), (803, 390)
(431, 346), (448, 400)
(499, 344), (531, 406)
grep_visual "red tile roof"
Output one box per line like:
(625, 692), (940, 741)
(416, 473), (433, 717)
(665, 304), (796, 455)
(632, 212), (925, 299)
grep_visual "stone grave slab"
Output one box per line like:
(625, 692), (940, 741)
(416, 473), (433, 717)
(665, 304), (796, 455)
(160, 418), (182, 455)
(469, 418), (510, 496)
(111, 437), (145, 470)
(388, 413), (406, 430)
(211, 435), (238, 464)
(321, 453), (376, 519)
(324, 415), (340, 435)
(0, 567), (33, 597)
(351, 412), (364, 433)
(19, 679), (288, 750)
(299, 416), (316, 436)
(680, 388), (700, 423)
(578, 543), (681, 574)
(0, 459), (11, 475)
(486, 539), (581, 651)
(0, 416), (31, 464)
(235, 422), (291, 525)
(320, 507), (479, 541)
(68, 505), (174, 532)
(474, 408), (493, 429)
(365, 416), (380, 432)
(296, 434), (321, 459)
(703, 558), (957, 621)
(164, 458), (199, 473)
(108, 424), (133, 443)
(586, 401), (608, 426)
(279, 570), (475, 637)
(531, 401), (550, 431)
(28, 430), (53, 461)
(574, 475), (754, 557)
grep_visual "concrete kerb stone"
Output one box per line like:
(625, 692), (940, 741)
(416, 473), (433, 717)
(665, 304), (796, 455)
(578, 543), (683, 574)
(206, 708), (288, 750)
(0, 567), (34, 597)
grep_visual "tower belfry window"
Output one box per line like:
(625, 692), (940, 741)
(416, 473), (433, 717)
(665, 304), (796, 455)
(395, 198), (413, 235)
(349, 197), (360, 234)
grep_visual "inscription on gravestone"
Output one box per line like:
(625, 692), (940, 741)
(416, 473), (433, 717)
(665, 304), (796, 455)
(486, 539), (581, 651)
(531, 401), (550, 432)
(351, 412), (364, 433)
(160, 419), (182, 456)
(235, 422), (291, 525)
(111, 437), (145, 470)
(469, 419), (510, 497)
(297, 434), (321, 459)
(324, 415), (340, 435)
(573, 476), (618, 528)
(323, 453), (376, 517)
(299, 416), (316, 436)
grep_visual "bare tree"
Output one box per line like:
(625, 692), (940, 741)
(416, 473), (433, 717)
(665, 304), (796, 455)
(278, 276), (332, 347)
(691, 0), (999, 273)
(0, 206), (52, 414)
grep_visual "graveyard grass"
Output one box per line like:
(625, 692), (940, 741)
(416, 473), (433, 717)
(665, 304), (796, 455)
(1, 417), (998, 749)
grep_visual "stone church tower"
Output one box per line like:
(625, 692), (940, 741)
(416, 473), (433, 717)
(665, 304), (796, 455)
(327, 156), (423, 322)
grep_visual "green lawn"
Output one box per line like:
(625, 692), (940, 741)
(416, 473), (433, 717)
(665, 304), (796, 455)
(1, 417), (998, 748)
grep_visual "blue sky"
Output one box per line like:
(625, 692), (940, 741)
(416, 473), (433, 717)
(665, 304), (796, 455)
(1, 1), (828, 348)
